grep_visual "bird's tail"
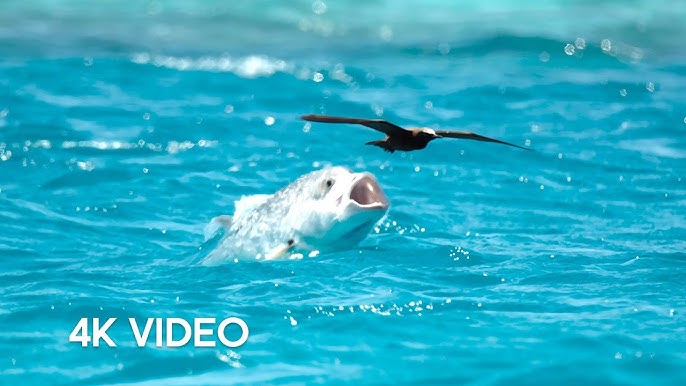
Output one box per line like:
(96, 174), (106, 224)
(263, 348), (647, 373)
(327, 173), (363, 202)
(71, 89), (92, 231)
(365, 140), (394, 153)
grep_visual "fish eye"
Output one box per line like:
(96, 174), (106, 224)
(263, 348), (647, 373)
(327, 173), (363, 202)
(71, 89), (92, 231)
(325, 178), (334, 188)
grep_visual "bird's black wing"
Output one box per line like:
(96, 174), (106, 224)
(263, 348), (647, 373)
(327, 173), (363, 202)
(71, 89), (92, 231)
(435, 130), (531, 150)
(300, 114), (407, 136)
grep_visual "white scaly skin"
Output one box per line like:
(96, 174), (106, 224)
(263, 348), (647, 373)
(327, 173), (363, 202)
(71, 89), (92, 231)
(203, 167), (389, 263)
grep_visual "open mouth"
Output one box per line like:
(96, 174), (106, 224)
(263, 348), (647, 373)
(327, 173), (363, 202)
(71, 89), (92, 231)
(349, 174), (389, 209)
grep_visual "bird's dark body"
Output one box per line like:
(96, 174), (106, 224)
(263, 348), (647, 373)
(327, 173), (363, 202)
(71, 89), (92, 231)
(300, 114), (530, 153)
(366, 132), (433, 153)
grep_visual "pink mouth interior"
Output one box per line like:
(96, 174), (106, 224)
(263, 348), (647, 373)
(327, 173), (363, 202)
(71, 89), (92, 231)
(349, 175), (389, 208)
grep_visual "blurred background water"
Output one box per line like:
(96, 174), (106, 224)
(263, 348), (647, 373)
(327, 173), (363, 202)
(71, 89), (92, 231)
(1, 0), (685, 384)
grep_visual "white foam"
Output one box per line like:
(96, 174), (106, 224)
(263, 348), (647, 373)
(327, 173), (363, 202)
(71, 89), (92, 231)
(132, 53), (294, 78)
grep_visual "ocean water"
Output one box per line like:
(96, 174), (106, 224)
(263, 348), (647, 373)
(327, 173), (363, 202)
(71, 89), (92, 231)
(2, 0), (686, 384)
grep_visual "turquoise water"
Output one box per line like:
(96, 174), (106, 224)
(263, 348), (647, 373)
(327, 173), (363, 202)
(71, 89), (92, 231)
(2, 1), (686, 384)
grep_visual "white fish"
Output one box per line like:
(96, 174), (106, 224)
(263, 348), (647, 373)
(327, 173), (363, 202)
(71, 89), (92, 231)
(202, 166), (390, 263)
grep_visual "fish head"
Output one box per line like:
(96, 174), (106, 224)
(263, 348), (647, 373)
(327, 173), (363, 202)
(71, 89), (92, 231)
(293, 166), (389, 250)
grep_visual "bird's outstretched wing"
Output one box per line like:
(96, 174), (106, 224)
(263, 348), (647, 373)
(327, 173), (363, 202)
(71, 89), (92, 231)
(301, 114), (407, 136)
(435, 130), (531, 150)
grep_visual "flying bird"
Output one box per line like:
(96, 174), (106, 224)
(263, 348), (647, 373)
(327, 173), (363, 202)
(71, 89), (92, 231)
(301, 114), (531, 153)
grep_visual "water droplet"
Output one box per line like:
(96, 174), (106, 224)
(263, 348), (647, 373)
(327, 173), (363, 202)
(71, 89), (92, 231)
(264, 116), (275, 126)
(76, 161), (94, 171)
(574, 37), (586, 50)
(646, 82), (655, 92)
(298, 122), (310, 134)
(143, 167), (149, 174)
(564, 44), (575, 55)
(566, 176), (572, 182)
(224, 104), (234, 114)
(539, 184), (545, 190)
(289, 316), (298, 326)
(601, 39), (612, 52)
(312, 72), (324, 82)
(424, 101), (433, 109)
(619, 88), (627, 97)
(146, 1), (162, 16)
(438, 43), (451, 55)
(614, 352), (622, 360)
(558, 153), (563, 159)
(0, 149), (12, 161)
(539, 51), (550, 62)
(619, 175), (624, 182)
(414, 166), (420, 172)
(312, 0), (327, 15)
(379, 26), (393, 41)
(143, 112), (151, 120)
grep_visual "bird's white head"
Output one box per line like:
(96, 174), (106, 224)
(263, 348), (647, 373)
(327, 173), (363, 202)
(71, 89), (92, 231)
(421, 127), (439, 137)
